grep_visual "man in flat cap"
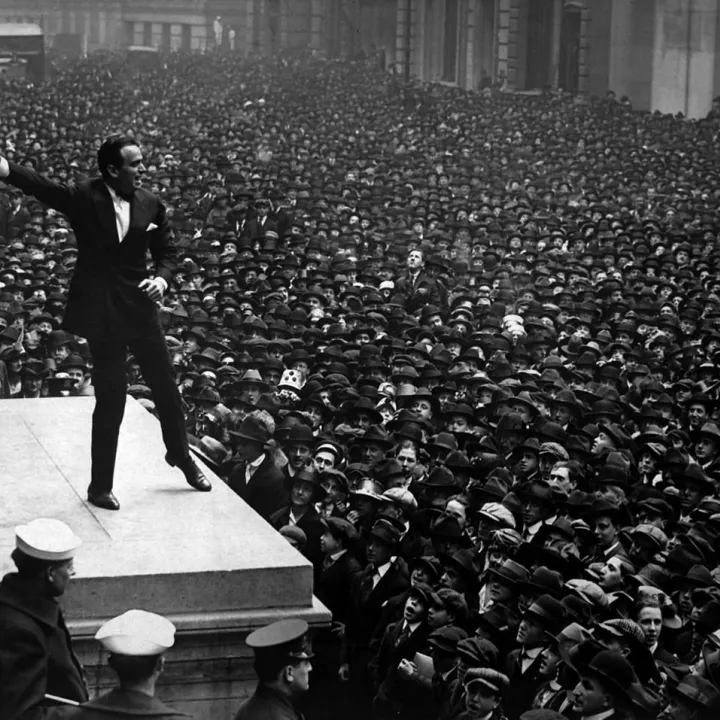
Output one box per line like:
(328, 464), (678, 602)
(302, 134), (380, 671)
(234, 619), (313, 720)
(48, 609), (189, 719)
(0, 518), (87, 719)
(462, 667), (510, 720)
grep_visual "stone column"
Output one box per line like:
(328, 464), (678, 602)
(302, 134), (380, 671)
(578, 3), (591, 93)
(649, 0), (718, 118)
(396, 0), (409, 75)
(550, 0), (562, 86)
(279, 0), (288, 49)
(686, 0), (718, 117)
(465, 0), (477, 88)
(310, 0), (323, 51)
(496, 0), (511, 84)
(246, 0), (255, 53)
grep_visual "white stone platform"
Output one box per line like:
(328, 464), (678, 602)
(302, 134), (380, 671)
(0, 397), (325, 626)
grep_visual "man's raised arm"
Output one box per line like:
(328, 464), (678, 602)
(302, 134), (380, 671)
(0, 154), (79, 219)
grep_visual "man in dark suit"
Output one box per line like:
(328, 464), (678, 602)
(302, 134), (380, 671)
(503, 594), (567, 719)
(316, 518), (363, 626)
(242, 198), (278, 240)
(369, 583), (432, 719)
(270, 468), (327, 572)
(341, 520), (410, 698)
(226, 415), (289, 521)
(394, 249), (441, 312)
(0, 136), (210, 510)
(309, 518), (362, 720)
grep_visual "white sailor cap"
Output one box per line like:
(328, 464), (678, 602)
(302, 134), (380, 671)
(15, 518), (81, 562)
(96, 609), (176, 656)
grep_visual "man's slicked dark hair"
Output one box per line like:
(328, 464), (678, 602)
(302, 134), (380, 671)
(97, 135), (136, 178)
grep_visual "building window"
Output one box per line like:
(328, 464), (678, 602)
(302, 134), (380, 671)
(143, 22), (152, 46)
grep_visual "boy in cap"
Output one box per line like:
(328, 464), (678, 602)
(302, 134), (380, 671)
(49, 609), (187, 719)
(0, 518), (87, 718)
(369, 583), (432, 717)
(234, 619), (313, 720)
(462, 667), (510, 720)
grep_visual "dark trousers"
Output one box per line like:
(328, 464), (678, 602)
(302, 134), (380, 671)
(88, 325), (188, 493)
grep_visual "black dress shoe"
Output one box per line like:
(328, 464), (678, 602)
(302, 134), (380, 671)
(87, 490), (120, 511)
(166, 453), (212, 492)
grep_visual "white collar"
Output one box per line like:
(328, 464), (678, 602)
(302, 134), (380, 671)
(375, 556), (397, 577)
(404, 619), (421, 634)
(248, 453), (265, 469)
(522, 646), (543, 659)
(329, 549), (347, 561)
(582, 711), (615, 720)
(105, 183), (128, 204)
(526, 520), (543, 536)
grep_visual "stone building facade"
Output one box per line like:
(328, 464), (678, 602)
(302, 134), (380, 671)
(2, 0), (720, 118)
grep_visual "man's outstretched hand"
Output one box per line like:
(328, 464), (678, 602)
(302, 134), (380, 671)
(138, 277), (165, 302)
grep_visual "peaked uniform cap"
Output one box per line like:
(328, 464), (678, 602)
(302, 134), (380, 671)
(246, 619), (313, 659)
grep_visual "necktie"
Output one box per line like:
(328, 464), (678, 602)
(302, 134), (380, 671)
(395, 623), (411, 647)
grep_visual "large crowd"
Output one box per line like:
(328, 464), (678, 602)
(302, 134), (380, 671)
(2, 46), (720, 720)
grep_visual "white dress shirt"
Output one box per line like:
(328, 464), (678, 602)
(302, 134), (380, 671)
(372, 556), (397, 588)
(520, 645), (543, 673)
(105, 183), (167, 292)
(245, 452), (266, 485)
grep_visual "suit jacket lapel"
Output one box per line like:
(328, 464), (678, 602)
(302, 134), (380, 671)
(130, 190), (150, 234)
(93, 182), (119, 246)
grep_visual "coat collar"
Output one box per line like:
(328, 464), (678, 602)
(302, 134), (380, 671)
(83, 688), (190, 717)
(0, 572), (60, 628)
(253, 684), (299, 714)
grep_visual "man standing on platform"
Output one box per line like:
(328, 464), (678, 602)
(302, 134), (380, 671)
(234, 619), (313, 720)
(0, 136), (211, 510)
(0, 518), (87, 719)
(48, 609), (190, 720)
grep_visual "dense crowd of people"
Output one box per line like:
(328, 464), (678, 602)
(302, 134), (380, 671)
(2, 46), (720, 720)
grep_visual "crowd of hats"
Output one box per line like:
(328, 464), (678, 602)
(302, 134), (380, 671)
(3, 48), (720, 719)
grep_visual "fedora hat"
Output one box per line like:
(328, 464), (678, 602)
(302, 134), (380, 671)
(353, 424), (394, 449)
(291, 467), (327, 502)
(190, 436), (229, 473)
(368, 518), (402, 547)
(235, 368), (269, 390)
(228, 416), (272, 446)
(577, 650), (637, 707)
(443, 548), (480, 587)
(486, 558), (529, 587)
(520, 566), (564, 599)
(523, 594), (568, 634)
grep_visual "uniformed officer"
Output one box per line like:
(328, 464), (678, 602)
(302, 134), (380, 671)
(234, 619), (314, 720)
(48, 608), (190, 719)
(0, 518), (88, 720)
